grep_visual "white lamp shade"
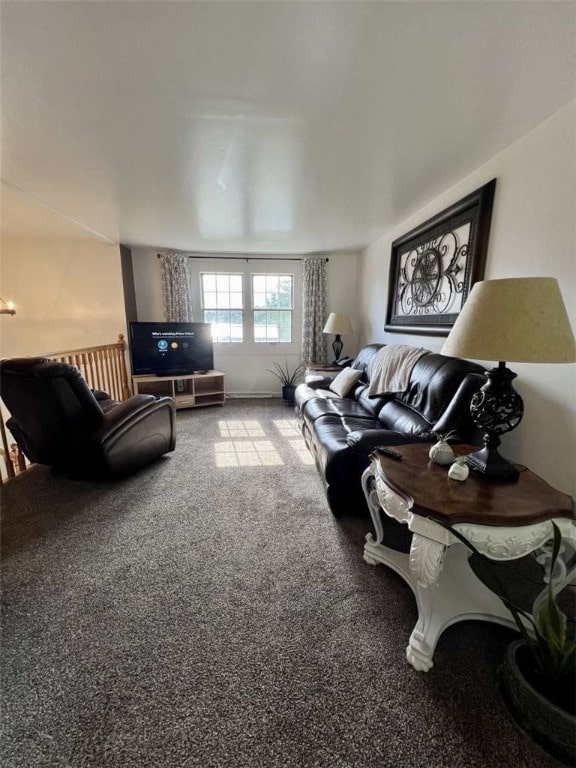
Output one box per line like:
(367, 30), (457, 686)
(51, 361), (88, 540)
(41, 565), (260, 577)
(323, 312), (353, 335)
(441, 277), (576, 363)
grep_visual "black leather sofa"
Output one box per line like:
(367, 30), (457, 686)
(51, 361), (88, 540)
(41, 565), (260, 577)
(0, 357), (176, 480)
(295, 344), (486, 516)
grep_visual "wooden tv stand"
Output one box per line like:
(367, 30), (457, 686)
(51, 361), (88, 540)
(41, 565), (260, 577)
(132, 371), (225, 410)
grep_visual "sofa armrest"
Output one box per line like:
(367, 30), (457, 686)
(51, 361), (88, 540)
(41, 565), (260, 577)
(91, 395), (176, 477)
(95, 395), (175, 446)
(346, 429), (430, 452)
(91, 388), (112, 402)
(431, 372), (486, 442)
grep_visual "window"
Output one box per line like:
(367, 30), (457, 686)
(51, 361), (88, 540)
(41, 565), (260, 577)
(195, 265), (299, 348)
(201, 273), (243, 342)
(252, 274), (293, 343)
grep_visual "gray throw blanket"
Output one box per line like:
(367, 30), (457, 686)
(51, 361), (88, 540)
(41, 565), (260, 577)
(367, 344), (429, 396)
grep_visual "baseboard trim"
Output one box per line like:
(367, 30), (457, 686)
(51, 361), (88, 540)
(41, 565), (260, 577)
(226, 392), (277, 399)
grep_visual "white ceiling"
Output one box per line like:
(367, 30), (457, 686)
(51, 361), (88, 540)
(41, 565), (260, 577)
(1, 1), (574, 254)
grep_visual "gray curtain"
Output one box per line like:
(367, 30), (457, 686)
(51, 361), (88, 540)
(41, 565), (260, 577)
(301, 257), (327, 364)
(159, 252), (193, 321)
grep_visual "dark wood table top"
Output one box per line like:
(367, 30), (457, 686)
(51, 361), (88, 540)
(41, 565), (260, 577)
(372, 443), (575, 526)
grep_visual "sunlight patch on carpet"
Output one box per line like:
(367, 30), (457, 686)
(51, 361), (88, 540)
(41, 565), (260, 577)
(218, 420), (266, 438)
(214, 439), (284, 467)
(287, 439), (315, 465)
(272, 419), (302, 437)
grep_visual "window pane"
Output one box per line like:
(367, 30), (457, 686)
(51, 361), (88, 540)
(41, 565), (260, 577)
(216, 274), (230, 291)
(253, 274), (292, 307)
(250, 274), (293, 343)
(229, 309), (243, 342)
(202, 274), (216, 291)
(272, 310), (292, 342)
(278, 277), (293, 308)
(212, 309), (243, 343)
(253, 275), (266, 293)
(276, 310), (292, 342)
(267, 290), (279, 309)
(253, 309), (292, 343)
(206, 272), (294, 344)
(206, 314), (239, 342)
(230, 275), (243, 292)
(201, 274), (244, 342)
(277, 292), (290, 309)
(253, 310), (267, 326)
(254, 310), (269, 342)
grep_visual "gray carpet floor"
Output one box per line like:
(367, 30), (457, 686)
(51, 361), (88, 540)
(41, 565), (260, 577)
(0, 399), (562, 768)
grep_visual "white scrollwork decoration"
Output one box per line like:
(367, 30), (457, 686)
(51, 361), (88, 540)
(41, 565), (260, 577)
(374, 473), (410, 523)
(410, 535), (446, 588)
(454, 522), (552, 560)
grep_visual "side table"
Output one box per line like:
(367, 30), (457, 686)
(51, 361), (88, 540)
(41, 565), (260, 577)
(361, 444), (576, 671)
(304, 363), (341, 384)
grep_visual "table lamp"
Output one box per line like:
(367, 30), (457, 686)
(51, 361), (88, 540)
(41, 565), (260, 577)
(441, 277), (575, 479)
(323, 312), (353, 363)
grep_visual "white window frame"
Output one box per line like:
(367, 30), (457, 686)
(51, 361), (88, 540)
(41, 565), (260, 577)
(251, 273), (294, 344)
(190, 259), (302, 358)
(200, 272), (244, 343)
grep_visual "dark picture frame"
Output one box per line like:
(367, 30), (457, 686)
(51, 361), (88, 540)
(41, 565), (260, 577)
(385, 179), (496, 336)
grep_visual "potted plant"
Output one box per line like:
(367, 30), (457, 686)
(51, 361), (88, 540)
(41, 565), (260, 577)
(448, 454), (470, 481)
(428, 430), (459, 465)
(446, 521), (575, 764)
(266, 359), (307, 405)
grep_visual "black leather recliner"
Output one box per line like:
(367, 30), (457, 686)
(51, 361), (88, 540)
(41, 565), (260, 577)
(0, 357), (176, 479)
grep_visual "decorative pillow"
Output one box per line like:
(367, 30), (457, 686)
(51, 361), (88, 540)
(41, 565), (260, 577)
(329, 367), (362, 397)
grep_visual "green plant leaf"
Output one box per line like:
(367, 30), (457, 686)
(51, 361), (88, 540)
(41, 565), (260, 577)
(265, 358), (306, 386)
(433, 430), (459, 443)
(530, 522), (576, 681)
(436, 518), (576, 679)
(440, 523), (536, 649)
(536, 587), (567, 653)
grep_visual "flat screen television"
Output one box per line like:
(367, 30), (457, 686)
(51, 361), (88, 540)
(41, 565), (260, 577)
(129, 321), (214, 376)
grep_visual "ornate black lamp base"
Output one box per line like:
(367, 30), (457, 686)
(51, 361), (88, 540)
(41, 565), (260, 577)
(466, 446), (519, 480)
(467, 361), (524, 481)
(331, 334), (343, 364)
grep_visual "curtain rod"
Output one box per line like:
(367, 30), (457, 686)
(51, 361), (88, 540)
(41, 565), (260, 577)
(157, 253), (328, 262)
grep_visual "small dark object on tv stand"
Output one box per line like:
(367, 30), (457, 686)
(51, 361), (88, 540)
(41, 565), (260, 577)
(194, 370), (209, 375)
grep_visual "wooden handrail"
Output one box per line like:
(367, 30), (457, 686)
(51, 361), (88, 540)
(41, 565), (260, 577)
(0, 334), (132, 482)
(45, 334), (132, 403)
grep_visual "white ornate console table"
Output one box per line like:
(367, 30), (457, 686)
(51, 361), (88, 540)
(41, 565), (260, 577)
(361, 444), (576, 672)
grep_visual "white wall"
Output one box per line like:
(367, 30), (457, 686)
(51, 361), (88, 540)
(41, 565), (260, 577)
(131, 248), (360, 394)
(0, 239), (127, 357)
(325, 251), (361, 359)
(358, 101), (576, 497)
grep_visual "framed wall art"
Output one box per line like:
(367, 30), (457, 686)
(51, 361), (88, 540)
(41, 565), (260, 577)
(385, 178), (496, 336)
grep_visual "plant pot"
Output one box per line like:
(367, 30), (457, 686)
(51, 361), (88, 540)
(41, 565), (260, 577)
(448, 461), (469, 481)
(499, 639), (576, 765)
(429, 440), (454, 465)
(282, 384), (296, 405)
